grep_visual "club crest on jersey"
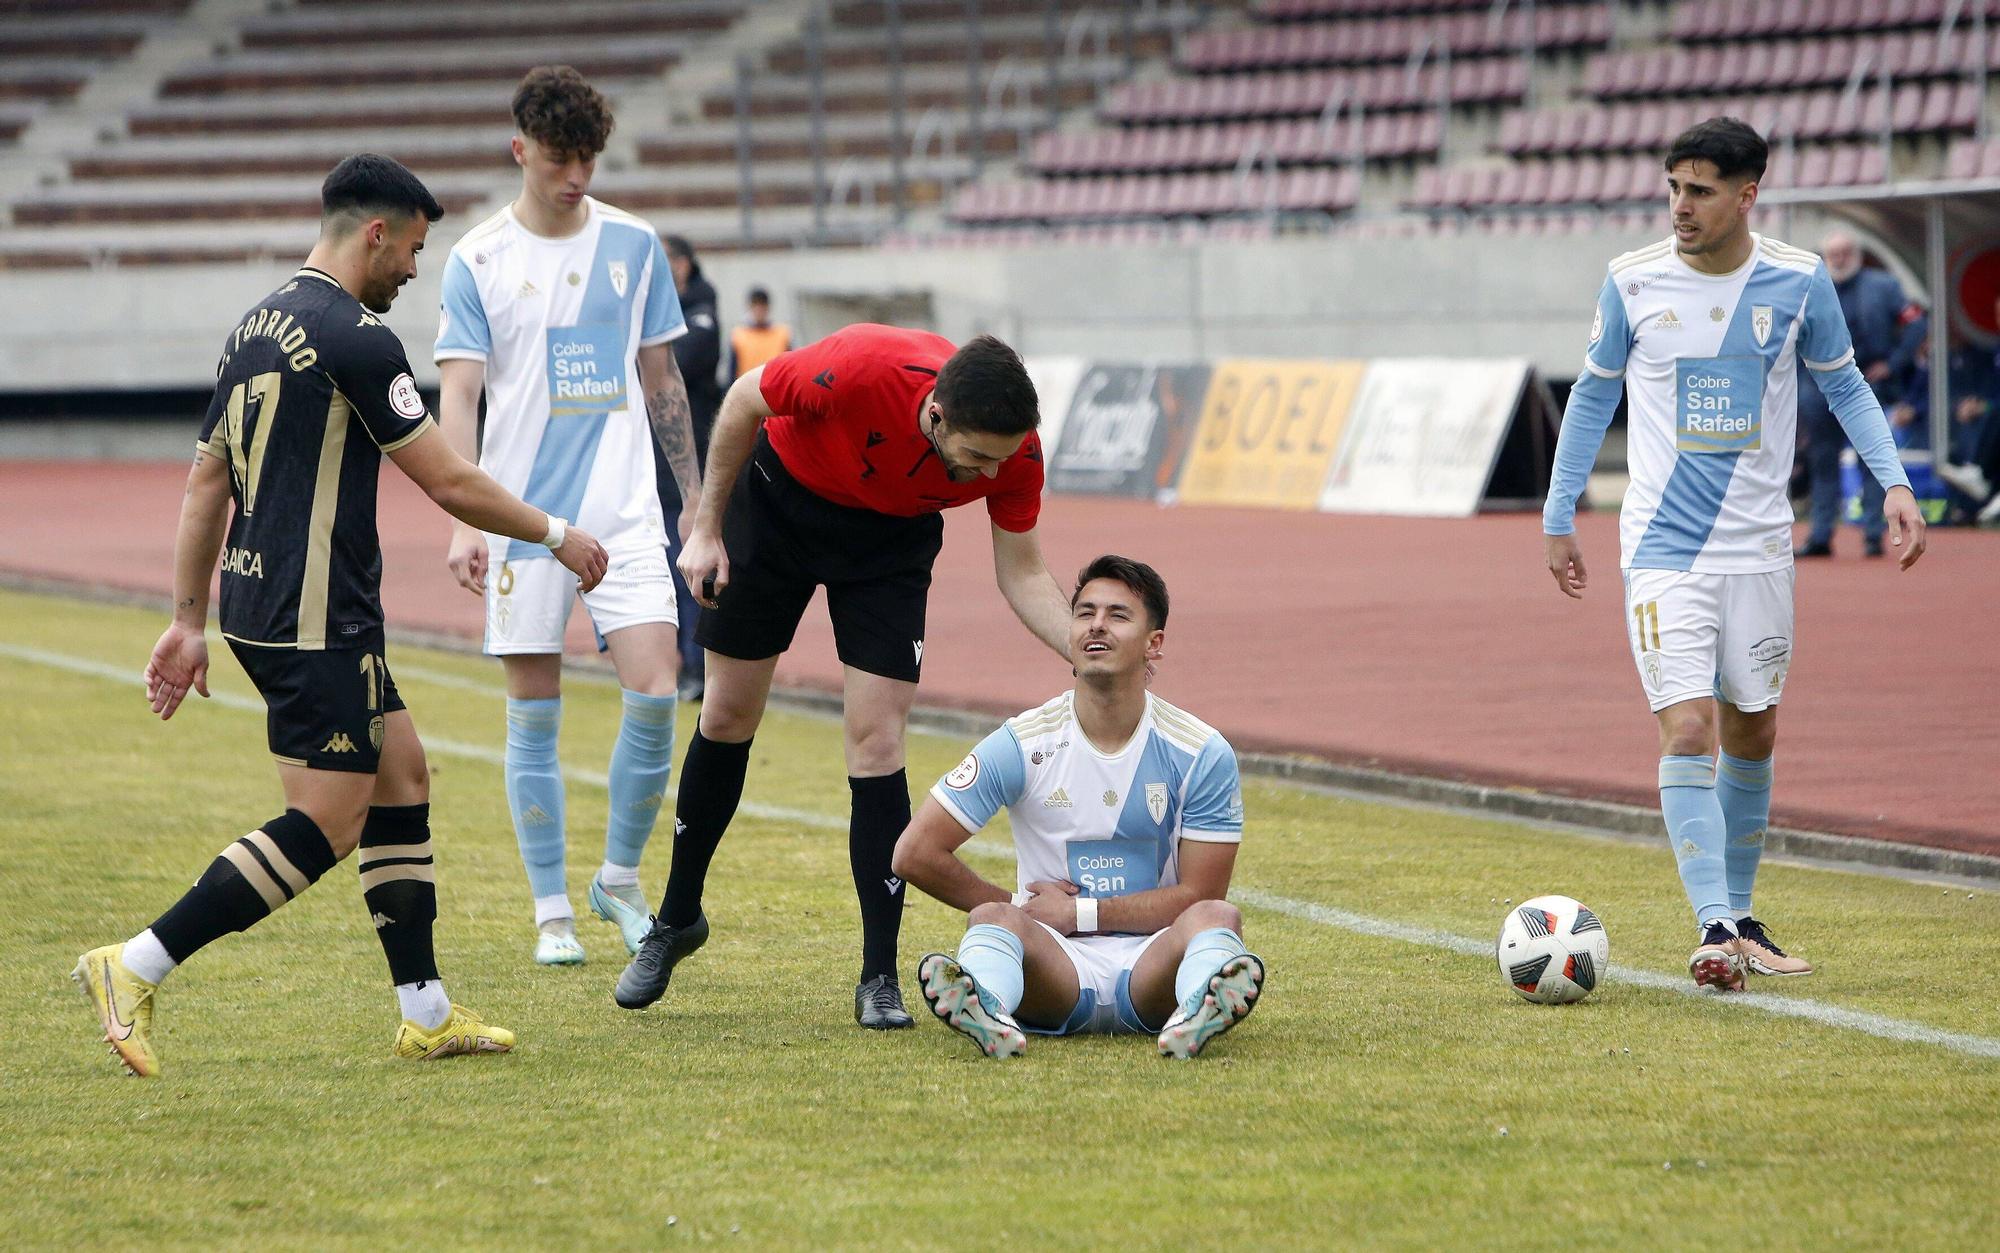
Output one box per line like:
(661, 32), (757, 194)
(608, 260), (628, 298)
(1145, 782), (1169, 825)
(1752, 305), (1773, 347)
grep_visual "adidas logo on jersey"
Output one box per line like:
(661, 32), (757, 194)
(1043, 787), (1073, 809)
(322, 732), (358, 753)
(1657, 308), (1682, 330)
(517, 279), (539, 300)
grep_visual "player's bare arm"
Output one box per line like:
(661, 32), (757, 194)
(1881, 484), (1928, 571)
(389, 424), (609, 590)
(990, 523), (1074, 659)
(1022, 838), (1238, 937)
(891, 796), (1013, 911)
(638, 342), (701, 534)
(678, 364), (774, 607)
(146, 446), (231, 720)
(436, 356), (489, 594)
(1544, 531), (1588, 599)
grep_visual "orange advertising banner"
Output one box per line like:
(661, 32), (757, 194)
(1172, 358), (1366, 509)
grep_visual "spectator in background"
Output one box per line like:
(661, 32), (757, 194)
(660, 235), (722, 701)
(1797, 229), (1920, 557)
(730, 286), (791, 379)
(1931, 294), (2000, 525)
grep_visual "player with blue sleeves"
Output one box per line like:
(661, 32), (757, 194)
(1541, 118), (1928, 991)
(893, 555), (1264, 1059)
(433, 68), (704, 966)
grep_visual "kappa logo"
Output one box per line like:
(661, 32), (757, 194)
(608, 259), (628, 298)
(813, 369), (835, 389)
(1043, 787), (1074, 809)
(358, 312), (382, 328)
(322, 732), (358, 754)
(1657, 309), (1682, 330)
(912, 639), (924, 667)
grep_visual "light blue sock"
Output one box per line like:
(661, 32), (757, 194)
(1175, 927), (1248, 1012)
(1718, 751), (1774, 915)
(605, 690), (677, 870)
(1660, 755), (1730, 929)
(957, 923), (1025, 1015)
(505, 696), (567, 899)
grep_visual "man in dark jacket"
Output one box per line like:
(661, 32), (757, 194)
(1798, 230), (1919, 557)
(657, 235), (723, 699)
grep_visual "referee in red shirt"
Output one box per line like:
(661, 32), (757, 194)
(613, 323), (1072, 1027)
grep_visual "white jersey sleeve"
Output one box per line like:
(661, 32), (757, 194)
(931, 725), (1026, 833)
(435, 252), (491, 363)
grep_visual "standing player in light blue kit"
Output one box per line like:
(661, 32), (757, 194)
(1541, 118), (1927, 990)
(893, 555), (1264, 1059)
(435, 67), (703, 965)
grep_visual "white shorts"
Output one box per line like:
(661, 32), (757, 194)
(1029, 922), (1168, 1036)
(1622, 567), (1794, 714)
(484, 545), (677, 654)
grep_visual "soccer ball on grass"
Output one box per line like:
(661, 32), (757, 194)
(1496, 894), (1608, 1004)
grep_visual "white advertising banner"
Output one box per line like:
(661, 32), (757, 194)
(1318, 357), (1532, 517)
(1021, 355), (1088, 478)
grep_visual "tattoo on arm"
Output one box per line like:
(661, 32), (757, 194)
(177, 597), (195, 611)
(645, 373), (701, 501)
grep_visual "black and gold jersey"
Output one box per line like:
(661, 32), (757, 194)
(197, 267), (434, 650)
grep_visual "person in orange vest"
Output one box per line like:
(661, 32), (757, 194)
(729, 287), (791, 379)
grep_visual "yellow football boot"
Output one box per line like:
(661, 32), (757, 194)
(393, 1003), (515, 1060)
(72, 944), (160, 1077)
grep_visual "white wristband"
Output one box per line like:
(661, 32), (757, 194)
(541, 515), (567, 549)
(1074, 896), (1098, 935)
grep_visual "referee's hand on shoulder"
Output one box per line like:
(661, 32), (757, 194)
(554, 528), (610, 592)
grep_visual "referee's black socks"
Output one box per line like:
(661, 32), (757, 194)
(849, 770), (910, 982)
(659, 730), (754, 929)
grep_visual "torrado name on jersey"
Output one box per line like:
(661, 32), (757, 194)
(222, 307), (321, 374)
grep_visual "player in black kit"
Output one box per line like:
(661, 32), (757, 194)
(72, 154), (609, 1076)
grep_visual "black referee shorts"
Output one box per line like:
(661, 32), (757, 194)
(229, 638), (405, 773)
(696, 431), (944, 683)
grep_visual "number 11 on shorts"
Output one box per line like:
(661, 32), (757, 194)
(1632, 600), (1661, 651)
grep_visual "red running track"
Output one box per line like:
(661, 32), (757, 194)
(3, 460), (1995, 858)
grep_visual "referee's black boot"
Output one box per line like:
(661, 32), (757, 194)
(855, 973), (914, 1029)
(614, 912), (709, 1009)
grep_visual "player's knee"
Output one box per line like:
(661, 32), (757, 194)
(844, 721), (906, 777)
(1180, 899), (1242, 934)
(698, 692), (764, 741)
(968, 900), (1028, 933)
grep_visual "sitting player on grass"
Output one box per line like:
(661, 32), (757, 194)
(891, 555), (1264, 1059)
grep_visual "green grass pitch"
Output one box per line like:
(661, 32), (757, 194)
(2, 587), (1996, 1248)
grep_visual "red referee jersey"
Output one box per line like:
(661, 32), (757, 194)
(758, 323), (1043, 532)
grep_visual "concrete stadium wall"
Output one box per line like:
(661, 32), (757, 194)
(0, 211), (1840, 395)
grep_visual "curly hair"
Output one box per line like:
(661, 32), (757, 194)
(511, 66), (614, 159)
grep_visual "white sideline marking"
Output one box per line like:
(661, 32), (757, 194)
(8, 640), (1998, 1062)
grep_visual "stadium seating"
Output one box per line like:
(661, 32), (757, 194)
(1499, 83), (1983, 156)
(1028, 114), (1441, 175)
(1585, 31), (2000, 98)
(1406, 143), (1892, 213)
(1179, 5), (1610, 73)
(1672, 0), (2000, 43)
(951, 167), (1359, 225)
(1102, 60), (1528, 124)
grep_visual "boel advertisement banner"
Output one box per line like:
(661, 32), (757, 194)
(1021, 355), (1088, 477)
(1318, 358), (1530, 517)
(1174, 359), (1365, 509)
(1048, 363), (1212, 500)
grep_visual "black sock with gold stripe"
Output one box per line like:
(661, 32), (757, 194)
(358, 803), (439, 985)
(149, 809), (339, 962)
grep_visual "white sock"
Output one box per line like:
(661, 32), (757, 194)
(121, 929), (177, 985)
(1733, 908), (1753, 921)
(533, 894), (574, 926)
(596, 861), (640, 890)
(396, 980), (451, 1031)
